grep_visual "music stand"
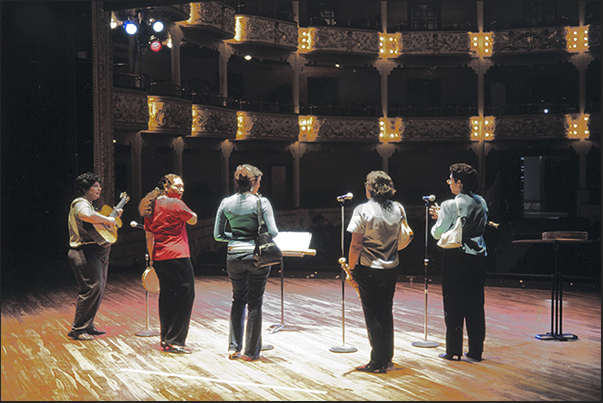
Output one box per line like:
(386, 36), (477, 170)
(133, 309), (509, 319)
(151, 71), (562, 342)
(269, 232), (316, 334)
(512, 232), (591, 341)
(412, 200), (439, 348)
(330, 199), (357, 353)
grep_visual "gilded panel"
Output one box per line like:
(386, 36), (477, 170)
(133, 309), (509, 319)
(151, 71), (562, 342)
(147, 96), (192, 135)
(313, 27), (379, 54)
(245, 113), (299, 140)
(403, 118), (469, 140)
(113, 90), (148, 130)
(400, 32), (469, 54)
(191, 106), (237, 138)
(493, 27), (567, 53)
(317, 117), (379, 141)
(494, 115), (566, 138)
(402, 31), (469, 54)
(241, 16), (297, 48)
(188, 1), (235, 35)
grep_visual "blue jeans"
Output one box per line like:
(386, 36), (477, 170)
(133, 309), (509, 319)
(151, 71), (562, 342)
(226, 251), (271, 358)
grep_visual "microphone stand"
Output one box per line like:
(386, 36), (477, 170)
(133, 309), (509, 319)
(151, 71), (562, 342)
(412, 200), (439, 348)
(330, 198), (357, 353)
(132, 223), (160, 337)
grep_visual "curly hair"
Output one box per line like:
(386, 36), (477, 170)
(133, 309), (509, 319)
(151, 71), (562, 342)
(450, 163), (478, 193)
(74, 172), (102, 196)
(365, 170), (396, 205)
(233, 164), (263, 193)
(138, 173), (181, 218)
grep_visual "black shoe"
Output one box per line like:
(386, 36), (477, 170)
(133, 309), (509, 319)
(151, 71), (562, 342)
(86, 327), (105, 336)
(356, 363), (387, 373)
(67, 331), (94, 341)
(439, 353), (461, 361)
(161, 341), (191, 354)
(464, 352), (482, 362)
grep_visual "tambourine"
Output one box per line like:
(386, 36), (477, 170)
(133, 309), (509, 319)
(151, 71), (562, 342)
(142, 266), (160, 293)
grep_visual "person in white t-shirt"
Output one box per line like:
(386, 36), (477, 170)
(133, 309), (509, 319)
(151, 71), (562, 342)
(347, 170), (408, 373)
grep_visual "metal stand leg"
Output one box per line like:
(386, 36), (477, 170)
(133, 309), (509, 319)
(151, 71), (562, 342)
(269, 261), (304, 334)
(136, 252), (160, 337)
(536, 243), (578, 341)
(412, 202), (439, 348)
(135, 290), (160, 337)
(330, 201), (357, 353)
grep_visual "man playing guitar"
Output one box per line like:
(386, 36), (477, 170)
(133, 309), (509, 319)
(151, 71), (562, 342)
(67, 172), (123, 341)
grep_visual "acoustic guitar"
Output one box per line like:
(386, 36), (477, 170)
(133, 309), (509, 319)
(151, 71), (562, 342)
(87, 192), (130, 246)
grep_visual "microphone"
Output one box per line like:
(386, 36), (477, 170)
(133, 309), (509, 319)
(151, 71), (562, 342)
(130, 221), (144, 229)
(422, 195), (436, 202)
(337, 192), (354, 202)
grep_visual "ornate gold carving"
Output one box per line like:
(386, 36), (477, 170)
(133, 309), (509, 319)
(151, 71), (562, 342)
(187, 1), (235, 35)
(192, 105), (237, 138)
(147, 96), (192, 134)
(400, 31), (469, 54)
(313, 27), (379, 54)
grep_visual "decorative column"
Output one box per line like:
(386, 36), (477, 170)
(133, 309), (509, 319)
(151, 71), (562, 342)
(221, 140), (235, 197)
(91, 1), (115, 206)
(219, 42), (235, 103)
(125, 132), (144, 205)
(376, 143), (396, 173)
(567, 1), (593, 212)
(292, 1), (300, 113)
(289, 142), (307, 208)
(468, 1), (493, 190)
(374, 59), (396, 118)
(170, 24), (184, 87)
(171, 137), (185, 176)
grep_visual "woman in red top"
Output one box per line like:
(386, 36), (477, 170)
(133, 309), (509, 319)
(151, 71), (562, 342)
(139, 174), (198, 354)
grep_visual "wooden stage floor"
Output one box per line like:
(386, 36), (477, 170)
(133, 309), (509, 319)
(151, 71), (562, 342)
(1, 271), (601, 401)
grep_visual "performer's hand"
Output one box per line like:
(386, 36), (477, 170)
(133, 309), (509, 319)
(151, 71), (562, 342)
(429, 203), (440, 219)
(116, 208), (124, 217)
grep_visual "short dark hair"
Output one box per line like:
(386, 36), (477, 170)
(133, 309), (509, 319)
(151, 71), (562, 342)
(450, 163), (478, 193)
(74, 172), (101, 196)
(365, 170), (396, 201)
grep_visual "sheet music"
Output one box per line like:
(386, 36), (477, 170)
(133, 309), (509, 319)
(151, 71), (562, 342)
(273, 231), (315, 256)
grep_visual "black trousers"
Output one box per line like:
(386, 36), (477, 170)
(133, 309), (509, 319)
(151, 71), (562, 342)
(354, 265), (398, 367)
(440, 249), (486, 357)
(68, 244), (110, 334)
(153, 258), (195, 346)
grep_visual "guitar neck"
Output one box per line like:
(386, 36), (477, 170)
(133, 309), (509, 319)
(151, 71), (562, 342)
(109, 196), (130, 218)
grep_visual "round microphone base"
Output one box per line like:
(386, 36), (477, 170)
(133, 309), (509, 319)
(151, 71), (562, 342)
(412, 340), (439, 348)
(329, 345), (358, 353)
(135, 329), (160, 337)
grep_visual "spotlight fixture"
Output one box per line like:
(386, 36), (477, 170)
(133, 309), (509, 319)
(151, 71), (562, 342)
(244, 55), (252, 61)
(110, 12), (119, 29)
(124, 20), (138, 35)
(151, 19), (164, 33)
(150, 39), (162, 52)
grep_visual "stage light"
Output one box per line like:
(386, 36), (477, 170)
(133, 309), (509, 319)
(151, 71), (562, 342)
(110, 12), (119, 29)
(244, 55), (252, 61)
(124, 20), (138, 35)
(150, 40), (162, 52)
(151, 20), (164, 33)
